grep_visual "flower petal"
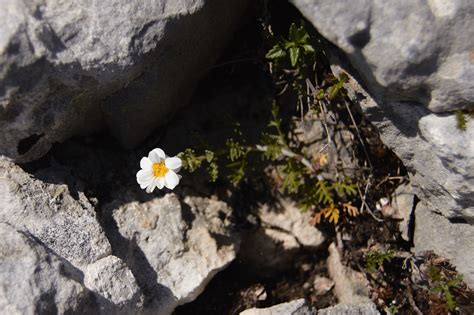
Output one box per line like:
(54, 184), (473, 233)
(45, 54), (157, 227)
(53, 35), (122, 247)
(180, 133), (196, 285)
(148, 148), (166, 162)
(165, 156), (182, 171)
(140, 157), (152, 170)
(145, 180), (157, 193)
(140, 178), (153, 189)
(136, 169), (153, 184)
(156, 177), (165, 189)
(164, 171), (180, 190)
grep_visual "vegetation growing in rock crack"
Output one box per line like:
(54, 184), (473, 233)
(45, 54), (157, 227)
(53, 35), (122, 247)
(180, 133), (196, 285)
(176, 10), (473, 315)
(179, 22), (363, 226)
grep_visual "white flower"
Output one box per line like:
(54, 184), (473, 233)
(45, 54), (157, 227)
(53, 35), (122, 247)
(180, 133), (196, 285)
(136, 148), (182, 193)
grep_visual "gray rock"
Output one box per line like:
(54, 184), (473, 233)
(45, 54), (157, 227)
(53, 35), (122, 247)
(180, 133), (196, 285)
(313, 277), (335, 296)
(291, 0), (474, 112)
(0, 160), (112, 269)
(292, 0), (474, 284)
(327, 243), (371, 304)
(318, 303), (379, 315)
(296, 118), (358, 179)
(324, 62), (474, 282)
(239, 198), (325, 271)
(240, 299), (316, 315)
(103, 193), (240, 314)
(331, 62), (474, 222)
(0, 160), (145, 311)
(0, 0), (248, 162)
(414, 202), (474, 287)
(0, 222), (92, 314)
(239, 300), (380, 315)
(387, 183), (415, 241)
(84, 256), (143, 312)
(293, 2), (474, 222)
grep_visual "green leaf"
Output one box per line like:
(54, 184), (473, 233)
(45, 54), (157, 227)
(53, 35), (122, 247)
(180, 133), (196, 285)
(289, 46), (300, 67)
(315, 180), (333, 205)
(281, 160), (303, 194)
(298, 32), (309, 44)
(178, 149), (202, 172)
(302, 44), (315, 54)
(207, 160), (219, 182)
(265, 45), (286, 60)
(456, 111), (467, 131)
(204, 150), (215, 163)
(226, 138), (247, 162)
(288, 23), (298, 41)
(283, 39), (295, 50)
(227, 160), (246, 185)
(332, 181), (357, 197)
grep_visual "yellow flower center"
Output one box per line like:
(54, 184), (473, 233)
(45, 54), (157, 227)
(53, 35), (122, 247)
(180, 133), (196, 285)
(152, 162), (168, 177)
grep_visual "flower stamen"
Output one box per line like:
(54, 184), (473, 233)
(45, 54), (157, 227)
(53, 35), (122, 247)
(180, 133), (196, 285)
(152, 162), (168, 177)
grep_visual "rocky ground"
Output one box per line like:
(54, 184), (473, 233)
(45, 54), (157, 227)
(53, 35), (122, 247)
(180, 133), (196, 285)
(1, 0), (473, 314)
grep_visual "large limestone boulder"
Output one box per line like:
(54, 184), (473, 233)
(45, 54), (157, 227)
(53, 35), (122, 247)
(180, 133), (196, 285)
(0, 0), (248, 162)
(291, 0), (474, 112)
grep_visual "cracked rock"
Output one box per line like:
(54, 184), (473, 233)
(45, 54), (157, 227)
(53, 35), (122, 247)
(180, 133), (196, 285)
(327, 243), (370, 304)
(103, 193), (240, 314)
(240, 299), (316, 315)
(239, 199), (325, 271)
(0, 222), (93, 314)
(0, 160), (111, 270)
(84, 256), (144, 312)
(0, 0), (248, 162)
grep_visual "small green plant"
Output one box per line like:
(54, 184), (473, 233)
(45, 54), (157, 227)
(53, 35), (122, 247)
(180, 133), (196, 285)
(179, 21), (365, 227)
(364, 249), (395, 272)
(266, 22), (315, 68)
(327, 72), (349, 100)
(387, 304), (399, 315)
(179, 101), (360, 225)
(428, 266), (463, 312)
(178, 148), (219, 182)
(455, 110), (467, 131)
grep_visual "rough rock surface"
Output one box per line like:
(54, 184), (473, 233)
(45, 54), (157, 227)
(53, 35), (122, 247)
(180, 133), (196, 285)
(291, 0), (474, 286)
(240, 298), (316, 315)
(0, 222), (92, 314)
(318, 303), (379, 315)
(239, 199), (325, 271)
(330, 65), (474, 284)
(292, 1), (474, 222)
(414, 202), (474, 287)
(291, 0), (474, 112)
(0, 160), (111, 269)
(84, 256), (144, 312)
(352, 90), (474, 221)
(0, 0), (248, 162)
(239, 299), (379, 315)
(0, 160), (144, 311)
(0, 160), (239, 313)
(103, 193), (240, 314)
(382, 183), (415, 241)
(327, 243), (370, 304)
